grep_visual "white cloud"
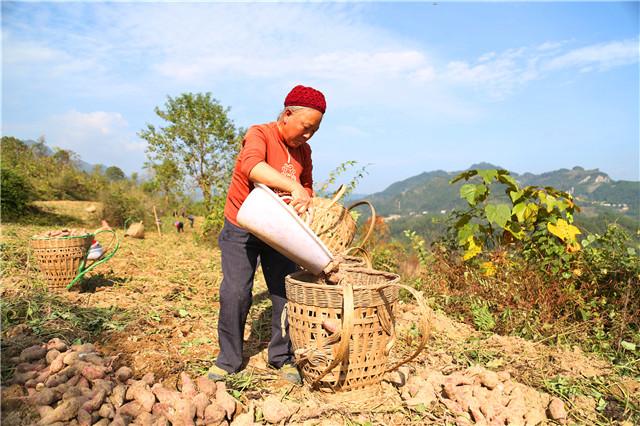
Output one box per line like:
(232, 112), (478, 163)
(544, 39), (639, 72)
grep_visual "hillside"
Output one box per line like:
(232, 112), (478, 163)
(365, 164), (639, 219)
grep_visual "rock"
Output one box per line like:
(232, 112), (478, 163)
(548, 397), (567, 423)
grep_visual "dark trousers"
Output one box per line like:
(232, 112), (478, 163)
(216, 219), (298, 373)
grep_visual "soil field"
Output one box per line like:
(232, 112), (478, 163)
(1, 201), (637, 425)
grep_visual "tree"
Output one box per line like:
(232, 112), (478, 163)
(144, 158), (183, 208)
(139, 93), (244, 212)
(105, 166), (126, 181)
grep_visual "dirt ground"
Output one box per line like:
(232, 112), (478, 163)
(1, 201), (638, 425)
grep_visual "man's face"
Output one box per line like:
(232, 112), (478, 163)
(281, 108), (323, 148)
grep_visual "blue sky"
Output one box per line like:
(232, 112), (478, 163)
(2, 1), (638, 194)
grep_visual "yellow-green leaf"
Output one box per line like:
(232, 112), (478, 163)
(547, 219), (581, 242)
(463, 237), (482, 260)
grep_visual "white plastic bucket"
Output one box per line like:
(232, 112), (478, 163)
(237, 184), (333, 274)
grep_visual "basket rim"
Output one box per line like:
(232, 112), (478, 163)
(31, 233), (93, 241)
(286, 267), (400, 290)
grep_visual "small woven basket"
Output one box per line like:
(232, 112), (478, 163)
(309, 186), (376, 255)
(285, 267), (430, 391)
(30, 235), (93, 291)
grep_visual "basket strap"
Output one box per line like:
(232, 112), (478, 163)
(67, 229), (120, 289)
(380, 283), (432, 373)
(346, 200), (376, 249)
(341, 246), (373, 268)
(311, 281), (355, 386)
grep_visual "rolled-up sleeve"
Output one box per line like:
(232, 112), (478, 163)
(238, 126), (267, 177)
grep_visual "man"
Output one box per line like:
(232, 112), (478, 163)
(209, 85), (325, 384)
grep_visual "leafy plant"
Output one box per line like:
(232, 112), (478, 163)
(448, 168), (581, 274)
(314, 160), (370, 198)
(470, 300), (496, 331)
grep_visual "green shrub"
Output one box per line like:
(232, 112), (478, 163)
(100, 188), (146, 227)
(1, 166), (34, 219)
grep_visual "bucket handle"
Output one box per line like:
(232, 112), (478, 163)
(67, 229), (120, 289)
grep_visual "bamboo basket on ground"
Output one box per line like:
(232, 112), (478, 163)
(30, 235), (93, 291)
(285, 267), (430, 391)
(30, 229), (119, 291)
(309, 185), (376, 255)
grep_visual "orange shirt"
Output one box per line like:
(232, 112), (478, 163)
(224, 122), (313, 226)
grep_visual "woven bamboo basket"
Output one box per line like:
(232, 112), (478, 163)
(309, 185), (376, 254)
(285, 267), (430, 391)
(30, 229), (119, 292)
(30, 235), (93, 291)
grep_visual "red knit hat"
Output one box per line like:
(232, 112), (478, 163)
(284, 85), (326, 114)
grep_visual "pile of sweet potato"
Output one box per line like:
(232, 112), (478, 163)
(396, 365), (568, 425)
(32, 229), (90, 239)
(9, 338), (242, 425)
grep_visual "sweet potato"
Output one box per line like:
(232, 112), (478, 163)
(99, 402), (116, 419)
(16, 361), (45, 373)
(119, 401), (145, 418)
(152, 416), (169, 426)
(77, 376), (91, 389)
(262, 396), (290, 424)
(46, 350), (61, 365)
(175, 398), (196, 425)
(71, 343), (95, 353)
(63, 387), (86, 400)
(31, 387), (59, 406)
(321, 319), (339, 334)
(92, 379), (115, 395)
(110, 384), (127, 408)
(38, 396), (83, 425)
(109, 413), (132, 426)
(36, 405), (54, 418)
(180, 372), (197, 398)
(479, 371), (499, 390)
(195, 376), (217, 397)
(77, 408), (92, 426)
(193, 393), (209, 419)
(11, 370), (38, 385)
(126, 382), (155, 412)
(215, 382), (236, 420)
(204, 401), (227, 425)
(79, 353), (104, 366)
(115, 367), (133, 383)
(151, 384), (181, 405)
(82, 388), (107, 412)
(46, 365), (78, 387)
(133, 412), (154, 426)
(20, 345), (47, 362)
(81, 364), (107, 380)
(49, 353), (66, 375)
(63, 351), (80, 366)
(94, 419), (110, 426)
(141, 373), (155, 386)
(230, 402), (254, 426)
(47, 338), (68, 352)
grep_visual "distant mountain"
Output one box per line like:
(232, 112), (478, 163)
(365, 164), (639, 218)
(23, 139), (108, 174)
